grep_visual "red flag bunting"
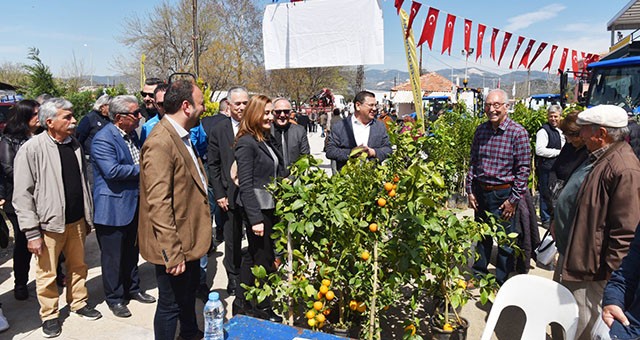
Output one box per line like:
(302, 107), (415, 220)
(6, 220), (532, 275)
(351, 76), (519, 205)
(464, 19), (472, 55)
(395, 0), (405, 14)
(518, 39), (536, 69)
(418, 7), (440, 49)
(405, 1), (422, 38)
(542, 45), (558, 72)
(529, 42), (547, 69)
(571, 50), (579, 76)
(490, 28), (499, 61)
(558, 47), (569, 72)
(476, 24), (486, 61)
(509, 36), (525, 69)
(441, 14), (456, 55)
(497, 31), (512, 66)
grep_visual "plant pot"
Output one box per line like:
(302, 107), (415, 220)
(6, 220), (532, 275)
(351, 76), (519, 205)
(332, 327), (350, 338)
(430, 315), (469, 340)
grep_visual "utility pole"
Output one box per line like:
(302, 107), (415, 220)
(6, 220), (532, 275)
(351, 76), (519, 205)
(192, 0), (200, 78)
(355, 65), (364, 92)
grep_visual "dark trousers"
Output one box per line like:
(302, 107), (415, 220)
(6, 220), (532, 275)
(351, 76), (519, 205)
(223, 207), (242, 285)
(537, 169), (551, 223)
(9, 212), (31, 287)
(95, 219), (141, 306)
(154, 260), (200, 340)
(472, 185), (516, 285)
(236, 209), (276, 310)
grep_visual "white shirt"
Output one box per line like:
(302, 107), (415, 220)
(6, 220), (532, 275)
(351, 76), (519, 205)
(351, 114), (372, 147)
(165, 115), (207, 187)
(535, 126), (566, 158)
(231, 117), (241, 137)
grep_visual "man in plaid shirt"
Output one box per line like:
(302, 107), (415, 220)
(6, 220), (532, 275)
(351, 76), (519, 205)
(466, 88), (531, 285)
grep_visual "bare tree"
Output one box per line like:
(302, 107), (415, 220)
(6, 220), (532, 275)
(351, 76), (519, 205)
(0, 61), (29, 90)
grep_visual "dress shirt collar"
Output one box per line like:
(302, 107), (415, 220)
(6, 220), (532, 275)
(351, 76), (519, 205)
(47, 132), (72, 145)
(496, 117), (513, 132)
(589, 144), (611, 163)
(164, 115), (190, 140)
(352, 114), (374, 127)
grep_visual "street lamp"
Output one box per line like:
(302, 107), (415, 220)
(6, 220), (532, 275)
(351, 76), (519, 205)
(461, 48), (475, 87)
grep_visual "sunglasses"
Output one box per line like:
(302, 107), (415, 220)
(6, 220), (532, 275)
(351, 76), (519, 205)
(119, 109), (141, 117)
(140, 91), (154, 98)
(274, 109), (292, 116)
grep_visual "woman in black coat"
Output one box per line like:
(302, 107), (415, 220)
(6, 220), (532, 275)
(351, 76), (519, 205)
(232, 95), (287, 322)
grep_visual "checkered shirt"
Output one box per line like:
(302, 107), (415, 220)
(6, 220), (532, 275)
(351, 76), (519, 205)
(116, 126), (140, 165)
(465, 117), (531, 204)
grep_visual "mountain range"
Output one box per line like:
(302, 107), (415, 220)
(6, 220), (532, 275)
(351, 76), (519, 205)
(364, 67), (564, 96)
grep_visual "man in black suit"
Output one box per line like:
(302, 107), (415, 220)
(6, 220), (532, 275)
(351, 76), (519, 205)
(326, 90), (392, 172)
(271, 98), (310, 168)
(207, 87), (248, 297)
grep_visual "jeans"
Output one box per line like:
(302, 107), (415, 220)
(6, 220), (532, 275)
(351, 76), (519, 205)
(154, 261), (200, 340)
(537, 169), (551, 223)
(472, 185), (517, 285)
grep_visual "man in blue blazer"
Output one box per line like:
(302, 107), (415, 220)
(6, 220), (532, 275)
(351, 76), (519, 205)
(91, 95), (156, 318)
(326, 90), (392, 172)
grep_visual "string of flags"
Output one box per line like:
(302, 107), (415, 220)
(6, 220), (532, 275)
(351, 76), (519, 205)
(397, 0), (600, 75)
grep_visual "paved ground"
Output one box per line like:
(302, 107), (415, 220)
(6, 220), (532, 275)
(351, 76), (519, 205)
(0, 129), (556, 339)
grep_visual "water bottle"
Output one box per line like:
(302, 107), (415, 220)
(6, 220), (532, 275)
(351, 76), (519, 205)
(204, 292), (224, 340)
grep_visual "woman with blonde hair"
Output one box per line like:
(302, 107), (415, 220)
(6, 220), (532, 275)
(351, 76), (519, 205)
(232, 95), (286, 322)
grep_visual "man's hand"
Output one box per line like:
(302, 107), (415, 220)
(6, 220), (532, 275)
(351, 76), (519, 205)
(28, 237), (44, 256)
(166, 261), (186, 276)
(468, 194), (478, 211)
(0, 199), (5, 209)
(350, 146), (367, 158)
(252, 223), (264, 237)
(499, 199), (515, 220)
(365, 146), (376, 158)
(603, 304), (629, 327)
(216, 197), (229, 212)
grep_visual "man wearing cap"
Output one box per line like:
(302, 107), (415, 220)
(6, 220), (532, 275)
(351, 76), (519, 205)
(557, 105), (640, 339)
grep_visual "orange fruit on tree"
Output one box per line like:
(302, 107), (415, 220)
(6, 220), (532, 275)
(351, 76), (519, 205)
(392, 184), (397, 190)
(356, 302), (366, 313)
(315, 313), (326, 323)
(323, 309), (331, 316)
(393, 174), (400, 183)
(319, 285), (329, 294)
(317, 292), (324, 300)
(377, 198), (386, 207)
(383, 182), (393, 191)
(405, 324), (416, 336)
(443, 323), (453, 332)
(313, 301), (323, 311)
(317, 321), (325, 329)
(325, 290), (335, 301)
(361, 250), (370, 261)
(321, 279), (331, 287)
(369, 223), (378, 232)
(383, 305), (390, 311)
(388, 189), (396, 197)
(349, 300), (358, 311)
(308, 318), (316, 327)
(306, 310), (316, 319)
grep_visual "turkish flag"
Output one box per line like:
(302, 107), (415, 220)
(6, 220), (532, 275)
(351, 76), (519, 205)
(476, 24), (486, 61)
(464, 19), (472, 55)
(509, 36), (525, 69)
(441, 14), (456, 55)
(529, 42), (547, 69)
(558, 47), (569, 72)
(418, 7), (439, 49)
(405, 1), (422, 38)
(395, 0), (404, 14)
(497, 31), (512, 66)
(571, 50), (579, 75)
(518, 39), (536, 69)
(542, 45), (558, 72)
(490, 28), (499, 61)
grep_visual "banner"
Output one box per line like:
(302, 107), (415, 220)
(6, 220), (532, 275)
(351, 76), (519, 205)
(518, 39), (536, 69)
(399, 9), (424, 121)
(558, 47), (569, 72)
(497, 31), (512, 66)
(395, 0), (404, 14)
(464, 19), (472, 54)
(571, 50), (579, 75)
(509, 36), (525, 69)
(476, 24), (486, 61)
(490, 28), (499, 61)
(441, 14), (456, 55)
(542, 45), (558, 72)
(418, 7), (439, 49)
(406, 1), (422, 38)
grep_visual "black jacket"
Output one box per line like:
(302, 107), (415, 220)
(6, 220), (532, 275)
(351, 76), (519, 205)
(76, 110), (111, 158)
(207, 117), (238, 208)
(0, 134), (29, 213)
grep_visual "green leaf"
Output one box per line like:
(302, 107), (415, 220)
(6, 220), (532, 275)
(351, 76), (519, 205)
(304, 221), (315, 236)
(305, 284), (316, 298)
(291, 199), (305, 211)
(251, 265), (267, 279)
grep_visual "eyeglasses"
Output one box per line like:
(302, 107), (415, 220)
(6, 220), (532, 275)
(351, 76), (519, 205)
(140, 91), (154, 98)
(485, 102), (506, 109)
(274, 109), (292, 116)
(119, 109), (141, 118)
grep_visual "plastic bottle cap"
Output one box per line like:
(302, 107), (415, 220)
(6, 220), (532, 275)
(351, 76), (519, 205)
(208, 292), (220, 301)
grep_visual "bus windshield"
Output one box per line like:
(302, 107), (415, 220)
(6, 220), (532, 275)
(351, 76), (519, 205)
(588, 65), (640, 111)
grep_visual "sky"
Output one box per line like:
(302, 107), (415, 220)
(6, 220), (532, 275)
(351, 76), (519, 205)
(0, 0), (633, 79)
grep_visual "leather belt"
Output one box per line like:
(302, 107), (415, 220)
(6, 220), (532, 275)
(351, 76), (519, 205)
(479, 183), (512, 191)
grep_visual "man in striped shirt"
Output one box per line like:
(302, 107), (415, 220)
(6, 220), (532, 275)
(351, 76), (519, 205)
(466, 88), (531, 285)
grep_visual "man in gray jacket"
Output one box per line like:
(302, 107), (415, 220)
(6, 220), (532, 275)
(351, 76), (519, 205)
(271, 97), (310, 167)
(13, 98), (101, 338)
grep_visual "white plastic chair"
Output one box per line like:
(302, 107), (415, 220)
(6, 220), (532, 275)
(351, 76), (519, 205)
(480, 274), (579, 340)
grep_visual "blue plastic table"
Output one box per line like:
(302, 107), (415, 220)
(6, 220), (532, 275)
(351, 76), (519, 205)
(224, 314), (348, 339)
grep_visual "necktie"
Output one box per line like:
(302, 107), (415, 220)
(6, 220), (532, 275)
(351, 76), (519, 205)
(281, 131), (289, 166)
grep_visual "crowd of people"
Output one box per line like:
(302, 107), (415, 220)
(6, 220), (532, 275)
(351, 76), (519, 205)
(0, 82), (639, 339)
